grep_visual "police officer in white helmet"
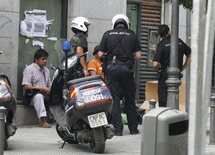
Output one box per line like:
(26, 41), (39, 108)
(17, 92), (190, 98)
(71, 16), (90, 76)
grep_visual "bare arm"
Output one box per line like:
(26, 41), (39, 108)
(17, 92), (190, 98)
(182, 54), (191, 71)
(76, 46), (88, 76)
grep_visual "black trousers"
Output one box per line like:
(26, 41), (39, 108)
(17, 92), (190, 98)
(158, 71), (168, 107)
(106, 64), (138, 133)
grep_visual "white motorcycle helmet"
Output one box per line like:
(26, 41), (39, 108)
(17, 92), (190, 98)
(71, 16), (90, 32)
(112, 14), (129, 29)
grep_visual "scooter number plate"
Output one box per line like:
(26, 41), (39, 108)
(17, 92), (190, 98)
(88, 112), (108, 128)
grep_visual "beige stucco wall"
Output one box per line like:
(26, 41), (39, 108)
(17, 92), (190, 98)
(67, 0), (127, 61)
(0, 0), (126, 98)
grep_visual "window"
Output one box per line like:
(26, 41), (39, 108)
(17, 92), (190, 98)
(147, 29), (160, 65)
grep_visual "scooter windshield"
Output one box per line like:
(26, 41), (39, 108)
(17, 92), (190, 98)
(61, 55), (78, 69)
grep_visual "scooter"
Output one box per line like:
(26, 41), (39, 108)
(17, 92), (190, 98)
(50, 41), (113, 153)
(0, 51), (17, 150)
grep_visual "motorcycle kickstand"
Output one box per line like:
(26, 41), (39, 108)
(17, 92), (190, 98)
(60, 135), (69, 148)
(60, 141), (66, 148)
(60, 128), (75, 148)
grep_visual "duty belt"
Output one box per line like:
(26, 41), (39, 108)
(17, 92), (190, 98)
(107, 56), (133, 65)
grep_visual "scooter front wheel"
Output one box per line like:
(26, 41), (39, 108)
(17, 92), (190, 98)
(90, 127), (105, 153)
(55, 124), (78, 144)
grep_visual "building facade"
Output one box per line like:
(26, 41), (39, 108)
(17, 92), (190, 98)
(0, 0), (128, 99)
(0, 0), (199, 105)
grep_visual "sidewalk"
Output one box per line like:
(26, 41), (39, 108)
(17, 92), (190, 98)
(4, 125), (141, 155)
(4, 124), (215, 155)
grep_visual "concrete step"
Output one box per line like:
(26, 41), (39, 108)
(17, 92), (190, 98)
(14, 101), (38, 126)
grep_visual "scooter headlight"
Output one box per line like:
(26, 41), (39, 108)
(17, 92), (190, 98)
(0, 93), (12, 101)
(0, 81), (12, 101)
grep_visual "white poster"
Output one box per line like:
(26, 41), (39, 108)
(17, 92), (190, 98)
(20, 9), (54, 37)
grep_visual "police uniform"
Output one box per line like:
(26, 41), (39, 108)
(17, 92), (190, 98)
(71, 31), (88, 61)
(153, 36), (191, 107)
(100, 25), (141, 134)
(71, 32), (88, 52)
(70, 31), (88, 78)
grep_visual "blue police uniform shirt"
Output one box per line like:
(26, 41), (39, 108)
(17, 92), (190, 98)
(153, 36), (191, 70)
(100, 26), (141, 62)
(71, 31), (88, 54)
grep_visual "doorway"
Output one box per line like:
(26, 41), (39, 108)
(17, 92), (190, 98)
(17, 0), (67, 99)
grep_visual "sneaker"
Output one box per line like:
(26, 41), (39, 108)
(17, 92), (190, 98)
(37, 119), (51, 128)
(114, 131), (123, 136)
(130, 129), (139, 135)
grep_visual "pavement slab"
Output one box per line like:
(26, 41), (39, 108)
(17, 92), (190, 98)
(3, 125), (215, 155)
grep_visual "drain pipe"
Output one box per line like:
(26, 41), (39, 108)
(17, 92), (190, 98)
(0, 106), (7, 154)
(210, 96), (215, 144)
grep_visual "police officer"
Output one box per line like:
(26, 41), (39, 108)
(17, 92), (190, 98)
(99, 14), (142, 136)
(152, 24), (191, 107)
(71, 16), (90, 76)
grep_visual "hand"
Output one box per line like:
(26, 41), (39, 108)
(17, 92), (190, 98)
(34, 86), (50, 94)
(43, 87), (51, 94)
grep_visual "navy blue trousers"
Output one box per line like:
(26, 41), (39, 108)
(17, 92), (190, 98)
(158, 71), (168, 107)
(106, 64), (138, 133)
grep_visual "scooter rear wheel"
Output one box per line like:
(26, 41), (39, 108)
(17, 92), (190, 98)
(90, 127), (105, 153)
(55, 124), (78, 144)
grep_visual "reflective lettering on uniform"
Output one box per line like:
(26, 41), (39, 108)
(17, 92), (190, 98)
(165, 43), (171, 47)
(109, 32), (130, 35)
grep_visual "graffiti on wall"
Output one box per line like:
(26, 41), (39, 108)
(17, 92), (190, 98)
(0, 14), (11, 29)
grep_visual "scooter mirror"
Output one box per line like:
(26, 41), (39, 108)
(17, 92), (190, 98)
(50, 64), (56, 70)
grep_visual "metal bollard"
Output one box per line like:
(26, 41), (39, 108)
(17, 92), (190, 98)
(0, 106), (7, 154)
(210, 96), (215, 144)
(149, 99), (157, 110)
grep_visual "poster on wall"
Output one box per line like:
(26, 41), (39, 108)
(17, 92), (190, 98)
(20, 9), (54, 38)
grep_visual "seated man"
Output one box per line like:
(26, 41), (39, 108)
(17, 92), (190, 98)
(22, 48), (52, 128)
(87, 45), (104, 79)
